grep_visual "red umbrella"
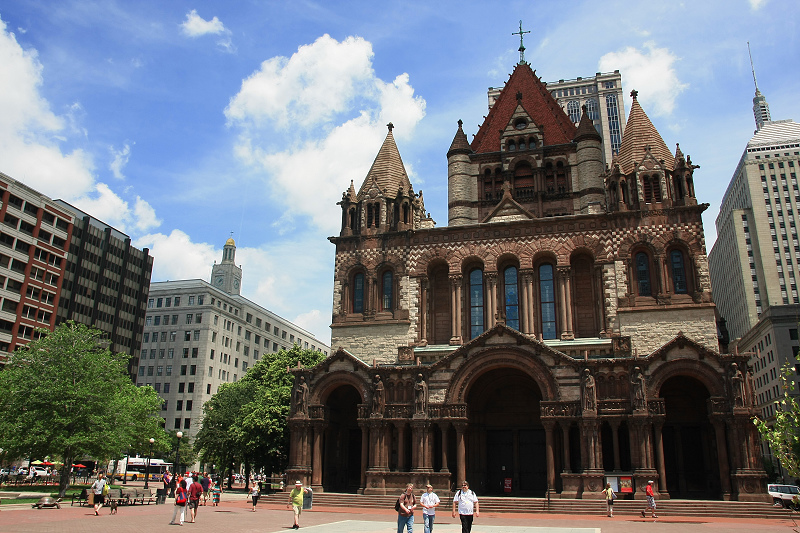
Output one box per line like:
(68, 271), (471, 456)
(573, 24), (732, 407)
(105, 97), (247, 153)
(72, 464), (87, 468)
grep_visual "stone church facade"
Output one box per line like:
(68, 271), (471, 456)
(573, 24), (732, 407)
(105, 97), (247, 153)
(287, 62), (767, 501)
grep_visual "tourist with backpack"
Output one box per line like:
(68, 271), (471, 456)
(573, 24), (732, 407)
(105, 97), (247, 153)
(396, 483), (417, 533)
(170, 479), (188, 525)
(452, 481), (479, 533)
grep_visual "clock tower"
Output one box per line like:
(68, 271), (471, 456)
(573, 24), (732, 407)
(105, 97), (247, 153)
(210, 237), (242, 295)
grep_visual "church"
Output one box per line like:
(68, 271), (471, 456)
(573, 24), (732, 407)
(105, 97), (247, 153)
(286, 56), (767, 501)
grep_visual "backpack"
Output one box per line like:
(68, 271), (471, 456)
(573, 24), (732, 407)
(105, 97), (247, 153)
(176, 489), (187, 506)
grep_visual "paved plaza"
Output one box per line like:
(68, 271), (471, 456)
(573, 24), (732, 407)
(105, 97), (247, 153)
(0, 493), (795, 533)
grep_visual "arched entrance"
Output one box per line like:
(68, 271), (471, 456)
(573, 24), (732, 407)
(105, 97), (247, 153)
(322, 385), (362, 493)
(660, 376), (720, 499)
(465, 367), (546, 496)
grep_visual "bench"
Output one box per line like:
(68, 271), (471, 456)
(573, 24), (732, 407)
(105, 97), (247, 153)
(71, 489), (89, 506)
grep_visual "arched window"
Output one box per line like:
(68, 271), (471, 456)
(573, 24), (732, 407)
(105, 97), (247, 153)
(635, 252), (652, 296)
(567, 100), (581, 123)
(503, 266), (520, 331)
(353, 273), (365, 313)
(539, 264), (557, 339)
(382, 270), (394, 310)
(469, 268), (484, 339)
(670, 250), (688, 294)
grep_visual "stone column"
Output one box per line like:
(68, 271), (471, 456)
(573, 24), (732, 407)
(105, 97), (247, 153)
(455, 423), (467, 484)
(439, 422), (450, 472)
(397, 423), (406, 471)
(544, 421), (556, 495)
(712, 419), (732, 500)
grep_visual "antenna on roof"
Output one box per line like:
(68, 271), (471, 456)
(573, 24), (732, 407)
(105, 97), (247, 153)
(512, 20), (531, 65)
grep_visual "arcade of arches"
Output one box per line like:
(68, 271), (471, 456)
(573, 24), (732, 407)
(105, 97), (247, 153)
(288, 332), (768, 501)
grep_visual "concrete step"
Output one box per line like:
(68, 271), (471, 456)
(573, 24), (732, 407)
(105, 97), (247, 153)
(260, 492), (791, 519)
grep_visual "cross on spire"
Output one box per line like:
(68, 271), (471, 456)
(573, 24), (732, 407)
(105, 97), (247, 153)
(512, 20), (531, 65)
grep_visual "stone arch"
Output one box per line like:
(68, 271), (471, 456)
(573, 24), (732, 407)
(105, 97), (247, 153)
(445, 347), (561, 404)
(648, 359), (726, 399)
(311, 370), (368, 405)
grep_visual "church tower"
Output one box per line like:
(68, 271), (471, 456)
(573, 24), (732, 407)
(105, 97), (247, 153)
(211, 237), (242, 295)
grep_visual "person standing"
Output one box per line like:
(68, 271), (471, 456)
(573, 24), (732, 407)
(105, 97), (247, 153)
(170, 479), (188, 525)
(287, 480), (309, 529)
(90, 472), (107, 516)
(641, 480), (657, 518)
(187, 476), (203, 523)
(396, 483), (417, 533)
(420, 484), (440, 533)
(249, 483), (260, 512)
(602, 482), (616, 517)
(452, 481), (479, 533)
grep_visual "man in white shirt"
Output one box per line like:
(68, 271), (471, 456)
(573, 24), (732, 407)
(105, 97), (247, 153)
(452, 480), (479, 533)
(420, 484), (440, 533)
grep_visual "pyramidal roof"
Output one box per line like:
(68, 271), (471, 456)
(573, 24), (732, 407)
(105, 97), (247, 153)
(357, 123), (412, 200)
(616, 91), (674, 174)
(471, 63), (577, 153)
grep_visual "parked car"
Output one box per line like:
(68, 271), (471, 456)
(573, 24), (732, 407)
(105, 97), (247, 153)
(768, 483), (800, 508)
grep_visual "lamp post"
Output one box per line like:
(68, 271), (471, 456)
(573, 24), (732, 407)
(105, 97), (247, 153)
(169, 431), (183, 497)
(144, 438), (155, 489)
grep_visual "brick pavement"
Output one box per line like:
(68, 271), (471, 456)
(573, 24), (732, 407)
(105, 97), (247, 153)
(0, 494), (796, 533)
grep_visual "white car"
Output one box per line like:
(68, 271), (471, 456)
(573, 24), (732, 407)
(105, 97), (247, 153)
(767, 483), (800, 508)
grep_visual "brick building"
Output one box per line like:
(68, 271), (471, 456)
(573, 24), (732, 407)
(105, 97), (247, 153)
(287, 61), (767, 502)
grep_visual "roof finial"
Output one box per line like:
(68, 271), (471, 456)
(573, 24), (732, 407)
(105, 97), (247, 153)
(630, 89), (638, 100)
(512, 20), (531, 65)
(387, 122), (394, 132)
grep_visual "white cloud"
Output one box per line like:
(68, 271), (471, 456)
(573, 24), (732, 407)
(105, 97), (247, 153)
(599, 42), (688, 117)
(109, 142), (131, 179)
(179, 9), (234, 52)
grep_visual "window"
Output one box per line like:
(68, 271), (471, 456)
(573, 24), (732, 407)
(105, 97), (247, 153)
(469, 268), (484, 339)
(635, 252), (652, 296)
(539, 264), (557, 340)
(670, 250), (688, 294)
(353, 272), (365, 313)
(503, 266), (520, 331)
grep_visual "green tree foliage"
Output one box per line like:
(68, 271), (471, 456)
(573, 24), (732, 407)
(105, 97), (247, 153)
(0, 322), (164, 497)
(754, 363), (800, 481)
(195, 346), (325, 482)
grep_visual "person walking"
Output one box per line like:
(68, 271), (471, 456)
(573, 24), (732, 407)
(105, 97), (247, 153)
(641, 480), (658, 518)
(170, 479), (188, 525)
(452, 481), (479, 533)
(420, 483), (440, 533)
(90, 472), (107, 516)
(602, 482), (616, 517)
(396, 483), (417, 533)
(187, 476), (203, 523)
(249, 482), (260, 512)
(287, 480), (309, 529)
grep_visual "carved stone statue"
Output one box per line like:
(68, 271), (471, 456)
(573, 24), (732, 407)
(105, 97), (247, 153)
(372, 374), (385, 415)
(631, 366), (647, 411)
(730, 363), (745, 408)
(414, 373), (428, 415)
(294, 376), (309, 415)
(582, 369), (596, 412)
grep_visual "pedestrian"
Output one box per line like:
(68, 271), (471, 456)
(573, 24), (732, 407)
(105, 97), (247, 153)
(211, 480), (221, 506)
(603, 482), (616, 517)
(200, 472), (210, 506)
(452, 480), (479, 533)
(420, 483), (440, 533)
(187, 476), (203, 523)
(641, 480), (657, 518)
(287, 480), (309, 529)
(90, 472), (107, 516)
(396, 483), (417, 533)
(170, 479), (188, 525)
(249, 482), (260, 512)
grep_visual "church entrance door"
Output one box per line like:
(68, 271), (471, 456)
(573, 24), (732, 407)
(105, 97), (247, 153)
(322, 385), (362, 493)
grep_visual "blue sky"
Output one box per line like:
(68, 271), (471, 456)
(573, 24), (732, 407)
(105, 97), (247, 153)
(0, 0), (798, 345)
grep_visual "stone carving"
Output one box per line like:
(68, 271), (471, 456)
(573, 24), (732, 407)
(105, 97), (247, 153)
(630, 366), (647, 412)
(372, 375), (385, 415)
(414, 373), (428, 415)
(730, 363), (745, 408)
(294, 375), (309, 416)
(582, 369), (596, 412)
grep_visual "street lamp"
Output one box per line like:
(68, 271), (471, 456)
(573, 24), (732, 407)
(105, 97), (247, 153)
(170, 431), (183, 497)
(144, 438), (155, 489)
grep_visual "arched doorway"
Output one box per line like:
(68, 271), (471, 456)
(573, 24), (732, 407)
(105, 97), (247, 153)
(322, 385), (362, 493)
(660, 376), (720, 499)
(465, 367), (546, 496)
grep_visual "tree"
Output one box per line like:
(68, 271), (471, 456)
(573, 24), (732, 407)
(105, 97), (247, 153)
(0, 322), (164, 497)
(194, 346), (325, 484)
(754, 363), (800, 481)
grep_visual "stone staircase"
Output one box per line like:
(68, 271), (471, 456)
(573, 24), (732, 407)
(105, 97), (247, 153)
(260, 492), (791, 519)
